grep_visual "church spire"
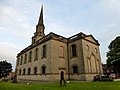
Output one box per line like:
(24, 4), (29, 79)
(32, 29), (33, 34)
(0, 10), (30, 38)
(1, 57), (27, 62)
(36, 5), (45, 36)
(32, 6), (45, 44)
(38, 5), (44, 25)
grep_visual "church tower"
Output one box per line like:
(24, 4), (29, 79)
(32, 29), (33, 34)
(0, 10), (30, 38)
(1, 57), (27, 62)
(32, 6), (45, 44)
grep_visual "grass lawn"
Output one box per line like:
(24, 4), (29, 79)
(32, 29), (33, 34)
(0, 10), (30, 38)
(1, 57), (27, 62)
(0, 81), (120, 90)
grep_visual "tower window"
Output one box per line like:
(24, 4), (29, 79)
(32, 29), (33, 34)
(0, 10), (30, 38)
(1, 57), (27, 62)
(71, 44), (77, 57)
(43, 45), (46, 58)
(33, 39), (35, 43)
(72, 65), (78, 73)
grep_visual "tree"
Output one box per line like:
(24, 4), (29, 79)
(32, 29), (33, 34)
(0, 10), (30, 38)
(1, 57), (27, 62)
(0, 60), (12, 78)
(106, 36), (120, 73)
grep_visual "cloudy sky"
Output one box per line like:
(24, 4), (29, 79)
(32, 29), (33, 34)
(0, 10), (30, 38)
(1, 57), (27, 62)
(0, 0), (120, 71)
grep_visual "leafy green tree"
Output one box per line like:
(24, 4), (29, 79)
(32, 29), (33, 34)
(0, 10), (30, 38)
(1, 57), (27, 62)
(0, 60), (12, 78)
(107, 36), (120, 72)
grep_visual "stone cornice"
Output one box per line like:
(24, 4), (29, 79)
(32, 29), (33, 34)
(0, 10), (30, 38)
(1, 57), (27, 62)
(17, 32), (100, 57)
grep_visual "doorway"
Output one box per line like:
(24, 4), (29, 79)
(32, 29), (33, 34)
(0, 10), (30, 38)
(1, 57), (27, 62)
(60, 71), (64, 80)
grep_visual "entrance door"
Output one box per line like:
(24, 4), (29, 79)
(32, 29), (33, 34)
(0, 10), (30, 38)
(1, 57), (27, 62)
(60, 71), (64, 80)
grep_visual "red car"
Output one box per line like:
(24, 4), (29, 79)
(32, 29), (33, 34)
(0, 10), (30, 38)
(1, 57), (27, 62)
(109, 73), (119, 79)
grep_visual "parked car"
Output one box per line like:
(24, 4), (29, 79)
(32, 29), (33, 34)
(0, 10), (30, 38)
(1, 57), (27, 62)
(94, 74), (108, 81)
(94, 74), (101, 81)
(109, 73), (119, 79)
(93, 74), (112, 81)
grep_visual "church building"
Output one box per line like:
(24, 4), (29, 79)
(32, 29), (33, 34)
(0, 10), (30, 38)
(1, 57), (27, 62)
(16, 6), (103, 81)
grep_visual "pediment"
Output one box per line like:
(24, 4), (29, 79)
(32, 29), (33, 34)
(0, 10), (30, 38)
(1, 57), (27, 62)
(84, 35), (99, 45)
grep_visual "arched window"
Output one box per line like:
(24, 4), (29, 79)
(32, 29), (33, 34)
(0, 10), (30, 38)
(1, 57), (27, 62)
(33, 39), (35, 43)
(24, 54), (27, 64)
(60, 46), (64, 57)
(72, 65), (78, 73)
(20, 56), (23, 65)
(90, 55), (97, 73)
(43, 45), (46, 58)
(28, 68), (31, 75)
(29, 51), (32, 62)
(96, 59), (99, 73)
(35, 48), (38, 60)
(19, 69), (21, 75)
(17, 58), (19, 66)
(95, 48), (97, 53)
(41, 65), (46, 74)
(86, 45), (89, 51)
(23, 68), (26, 75)
(34, 67), (37, 75)
(87, 59), (92, 73)
(71, 44), (77, 57)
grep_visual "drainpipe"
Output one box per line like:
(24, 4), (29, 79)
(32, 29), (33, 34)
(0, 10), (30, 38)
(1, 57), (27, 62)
(67, 41), (70, 80)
